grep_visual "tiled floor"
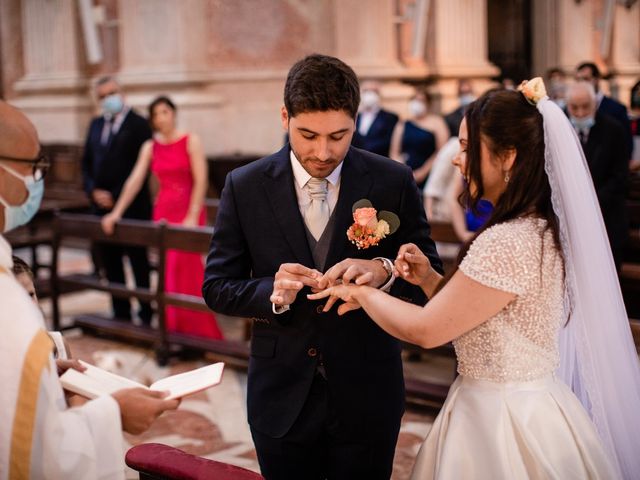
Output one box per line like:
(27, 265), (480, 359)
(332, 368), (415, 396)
(26, 246), (454, 479)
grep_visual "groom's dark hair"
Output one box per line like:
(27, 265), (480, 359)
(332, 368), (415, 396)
(284, 54), (360, 119)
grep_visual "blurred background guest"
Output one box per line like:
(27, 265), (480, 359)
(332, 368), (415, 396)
(501, 77), (516, 90)
(546, 67), (568, 109)
(423, 137), (460, 222)
(444, 79), (475, 138)
(81, 76), (154, 326)
(390, 88), (450, 190)
(102, 96), (223, 340)
(576, 61), (633, 159)
(630, 79), (640, 172)
(352, 80), (398, 157)
(566, 81), (629, 270)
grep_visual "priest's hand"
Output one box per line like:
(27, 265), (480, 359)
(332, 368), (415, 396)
(112, 388), (180, 435)
(56, 358), (86, 377)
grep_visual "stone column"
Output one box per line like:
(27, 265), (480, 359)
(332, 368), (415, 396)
(430, 0), (499, 113)
(610, 2), (640, 106)
(531, 0), (560, 77)
(556, 0), (594, 74)
(334, 0), (405, 77)
(11, 0), (92, 143)
(117, 0), (211, 84)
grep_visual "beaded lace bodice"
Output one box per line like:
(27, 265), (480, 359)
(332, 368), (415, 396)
(454, 216), (564, 382)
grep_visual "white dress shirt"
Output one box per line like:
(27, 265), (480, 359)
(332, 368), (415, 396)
(358, 108), (379, 136)
(289, 149), (342, 215)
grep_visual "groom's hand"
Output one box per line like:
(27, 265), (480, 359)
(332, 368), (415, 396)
(270, 263), (322, 307)
(318, 258), (388, 290)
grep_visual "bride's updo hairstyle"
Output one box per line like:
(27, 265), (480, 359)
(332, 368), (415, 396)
(461, 88), (561, 253)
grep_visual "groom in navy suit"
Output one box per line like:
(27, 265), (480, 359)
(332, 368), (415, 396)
(203, 54), (442, 479)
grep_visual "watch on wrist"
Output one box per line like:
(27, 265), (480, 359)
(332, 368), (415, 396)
(373, 257), (394, 284)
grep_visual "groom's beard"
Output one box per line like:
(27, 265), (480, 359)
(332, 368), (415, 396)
(290, 147), (343, 178)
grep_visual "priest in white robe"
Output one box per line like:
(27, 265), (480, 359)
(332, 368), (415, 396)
(0, 100), (179, 480)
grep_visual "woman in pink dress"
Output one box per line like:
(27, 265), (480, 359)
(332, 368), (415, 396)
(102, 96), (223, 339)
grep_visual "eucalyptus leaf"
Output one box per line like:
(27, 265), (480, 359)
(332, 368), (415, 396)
(378, 211), (400, 234)
(352, 199), (373, 212)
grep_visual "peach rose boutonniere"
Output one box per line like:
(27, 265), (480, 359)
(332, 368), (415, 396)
(517, 77), (547, 105)
(346, 199), (400, 249)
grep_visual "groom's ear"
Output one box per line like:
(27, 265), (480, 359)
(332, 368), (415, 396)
(280, 105), (290, 131)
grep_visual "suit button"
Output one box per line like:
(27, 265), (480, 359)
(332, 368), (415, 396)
(316, 305), (324, 314)
(308, 348), (317, 357)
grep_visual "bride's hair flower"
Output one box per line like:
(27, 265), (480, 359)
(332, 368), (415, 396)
(517, 77), (547, 105)
(346, 199), (399, 249)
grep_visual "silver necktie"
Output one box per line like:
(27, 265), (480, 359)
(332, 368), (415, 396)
(304, 177), (329, 240)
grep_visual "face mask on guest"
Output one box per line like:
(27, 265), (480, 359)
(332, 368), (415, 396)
(570, 115), (595, 132)
(360, 90), (380, 110)
(408, 99), (427, 118)
(459, 94), (475, 107)
(0, 164), (44, 233)
(102, 94), (124, 116)
(552, 98), (567, 110)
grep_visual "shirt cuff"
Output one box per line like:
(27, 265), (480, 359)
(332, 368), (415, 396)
(272, 303), (291, 314)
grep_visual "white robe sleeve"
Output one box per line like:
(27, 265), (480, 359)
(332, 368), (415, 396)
(34, 361), (125, 480)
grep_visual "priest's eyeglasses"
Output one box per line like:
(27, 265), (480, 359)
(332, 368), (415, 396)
(0, 152), (50, 181)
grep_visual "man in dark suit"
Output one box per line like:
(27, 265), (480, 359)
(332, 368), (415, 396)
(351, 80), (399, 157)
(567, 81), (629, 270)
(81, 76), (153, 324)
(203, 55), (441, 479)
(576, 62), (633, 158)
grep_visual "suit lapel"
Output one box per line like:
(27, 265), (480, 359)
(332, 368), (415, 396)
(263, 146), (314, 266)
(324, 148), (372, 269)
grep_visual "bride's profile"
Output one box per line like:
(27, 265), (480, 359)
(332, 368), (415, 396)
(310, 79), (640, 479)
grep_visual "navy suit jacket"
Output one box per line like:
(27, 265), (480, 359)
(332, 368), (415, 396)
(203, 145), (442, 438)
(598, 95), (632, 158)
(352, 109), (399, 157)
(582, 112), (629, 251)
(81, 109), (152, 219)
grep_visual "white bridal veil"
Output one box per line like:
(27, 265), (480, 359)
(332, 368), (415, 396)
(538, 97), (640, 479)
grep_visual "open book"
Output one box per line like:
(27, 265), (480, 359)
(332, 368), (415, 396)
(60, 360), (224, 400)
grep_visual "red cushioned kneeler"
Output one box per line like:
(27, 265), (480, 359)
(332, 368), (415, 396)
(125, 443), (264, 480)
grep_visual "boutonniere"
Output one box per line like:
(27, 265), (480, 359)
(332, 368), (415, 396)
(346, 199), (400, 249)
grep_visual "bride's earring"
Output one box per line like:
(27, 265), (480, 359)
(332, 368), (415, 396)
(504, 172), (510, 183)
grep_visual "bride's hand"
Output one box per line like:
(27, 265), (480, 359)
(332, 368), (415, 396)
(307, 284), (362, 315)
(394, 243), (433, 287)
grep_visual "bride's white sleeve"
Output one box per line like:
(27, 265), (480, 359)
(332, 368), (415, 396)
(458, 220), (539, 296)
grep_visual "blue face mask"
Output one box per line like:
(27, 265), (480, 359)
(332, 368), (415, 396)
(0, 164), (44, 232)
(459, 94), (475, 107)
(570, 115), (595, 132)
(102, 94), (124, 116)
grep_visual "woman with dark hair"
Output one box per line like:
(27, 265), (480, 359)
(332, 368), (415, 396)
(311, 81), (640, 478)
(390, 89), (449, 189)
(102, 96), (223, 339)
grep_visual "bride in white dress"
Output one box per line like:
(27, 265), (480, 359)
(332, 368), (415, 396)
(310, 79), (640, 479)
